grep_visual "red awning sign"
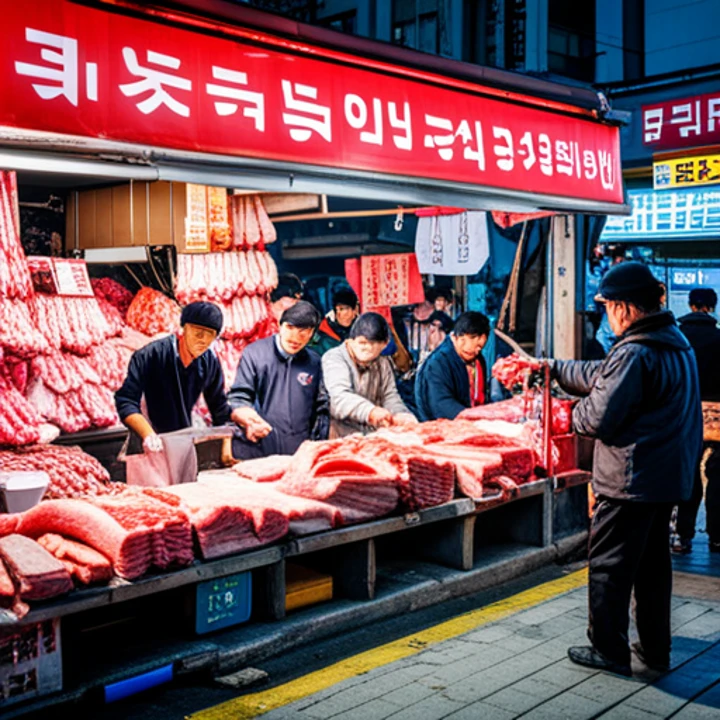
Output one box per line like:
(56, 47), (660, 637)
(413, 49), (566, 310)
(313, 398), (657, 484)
(1, 0), (622, 205)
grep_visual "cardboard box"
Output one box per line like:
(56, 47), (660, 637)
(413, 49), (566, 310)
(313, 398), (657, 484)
(285, 563), (333, 612)
(66, 181), (226, 254)
(0, 618), (62, 708)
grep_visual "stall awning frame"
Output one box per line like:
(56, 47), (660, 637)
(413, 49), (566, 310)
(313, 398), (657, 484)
(0, 128), (630, 216)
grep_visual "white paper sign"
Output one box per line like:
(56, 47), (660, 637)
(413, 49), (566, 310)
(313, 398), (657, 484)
(415, 211), (489, 275)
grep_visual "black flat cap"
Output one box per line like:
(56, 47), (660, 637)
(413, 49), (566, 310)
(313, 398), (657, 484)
(595, 262), (662, 303)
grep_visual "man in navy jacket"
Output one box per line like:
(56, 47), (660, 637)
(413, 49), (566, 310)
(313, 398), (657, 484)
(229, 301), (329, 459)
(674, 287), (720, 554)
(414, 312), (490, 421)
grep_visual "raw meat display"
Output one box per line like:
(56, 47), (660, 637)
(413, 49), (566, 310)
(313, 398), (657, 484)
(276, 439), (400, 522)
(160, 482), (287, 559)
(15, 494), (192, 580)
(233, 455), (293, 483)
(0, 534), (74, 601)
(94, 294), (125, 336)
(0, 444), (111, 499)
(230, 194), (276, 250)
(458, 394), (573, 435)
(33, 294), (113, 354)
(37, 533), (113, 585)
(90, 489), (194, 570)
(91, 277), (134, 320)
(0, 172), (33, 300)
(0, 298), (48, 358)
(0, 370), (42, 446)
(492, 353), (541, 391)
(200, 471), (343, 535)
(126, 287), (181, 337)
(175, 251), (278, 305)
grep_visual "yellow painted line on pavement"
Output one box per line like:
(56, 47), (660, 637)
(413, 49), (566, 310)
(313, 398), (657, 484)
(189, 568), (588, 720)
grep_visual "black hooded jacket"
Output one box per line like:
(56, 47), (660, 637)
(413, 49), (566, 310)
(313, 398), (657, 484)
(678, 312), (720, 402)
(552, 311), (703, 503)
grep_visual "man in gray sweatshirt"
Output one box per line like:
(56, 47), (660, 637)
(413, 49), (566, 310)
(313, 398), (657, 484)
(322, 312), (416, 438)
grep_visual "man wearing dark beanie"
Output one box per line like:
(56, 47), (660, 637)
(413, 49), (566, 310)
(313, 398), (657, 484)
(229, 300), (329, 459)
(115, 300), (231, 452)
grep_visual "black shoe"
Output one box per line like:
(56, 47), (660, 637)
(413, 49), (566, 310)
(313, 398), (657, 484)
(567, 646), (631, 677)
(631, 642), (670, 672)
(710, 541), (720, 554)
(671, 536), (692, 555)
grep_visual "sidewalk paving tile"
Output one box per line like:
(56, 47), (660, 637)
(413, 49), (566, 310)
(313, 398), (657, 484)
(332, 698), (402, 720)
(372, 694), (465, 720)
(444, 700), (517, 720)
(518, 690), (609, 719)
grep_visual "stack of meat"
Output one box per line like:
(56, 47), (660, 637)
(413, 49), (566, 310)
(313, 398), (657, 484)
(0, 444), (112, 499)
(7, 487), (194, 580)
(0, 534), (74, 617)
(174, 207), (279, 389)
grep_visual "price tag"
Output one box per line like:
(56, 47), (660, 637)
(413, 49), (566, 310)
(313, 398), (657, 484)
(195, 571), (252, 635)
(26, 256), (59, 294)
(53, 259), (94, 297)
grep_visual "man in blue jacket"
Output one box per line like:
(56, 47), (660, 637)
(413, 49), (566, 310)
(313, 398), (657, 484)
(414, 311), (490, 422)
(115, 301), (231, 453)
(550, 262), (703, 677)
(229, 300), (329, 459)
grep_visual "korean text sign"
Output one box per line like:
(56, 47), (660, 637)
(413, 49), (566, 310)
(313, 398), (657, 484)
(643, 92), (720, 151)
(653, 154), (720, 190)
(1, 0), (622, 205)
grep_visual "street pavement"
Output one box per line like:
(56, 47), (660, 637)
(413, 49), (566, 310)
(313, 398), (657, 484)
(190, 509), (720, 720)
(192, 569), (720, 720)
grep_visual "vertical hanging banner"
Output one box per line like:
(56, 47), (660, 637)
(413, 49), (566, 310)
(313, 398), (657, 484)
(345, 254), (424, 313)
(0, 0), (623, 207)
(415, 210), (490, 275)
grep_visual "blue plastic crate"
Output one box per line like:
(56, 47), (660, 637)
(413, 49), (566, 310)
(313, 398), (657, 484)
(195, 572), (252, 635)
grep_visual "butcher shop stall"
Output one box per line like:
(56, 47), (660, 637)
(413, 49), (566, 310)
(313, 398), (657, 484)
(0, 0), (628, 714)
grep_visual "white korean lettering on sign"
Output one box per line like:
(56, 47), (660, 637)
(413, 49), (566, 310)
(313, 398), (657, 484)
(281, 80), (332, 142)
(388, 101), (412, 150)
(15, 28), (98, 106)
(492, 127), (513, 171)
(643, 108), (664, 143)
(598, 150), (615, 190)
(344, 94), (383, 145)
(708, 98), (720, 133)
(206, 66), (265, 131)
(555, 140), (581, 178)
(517, 132), (536, 170)
(583, 150), (598, 180)
(538, 133), (553, 176)
(670, 100), (702, 138)
(120, 48), (192, 117)
(424, 116), (485, 170)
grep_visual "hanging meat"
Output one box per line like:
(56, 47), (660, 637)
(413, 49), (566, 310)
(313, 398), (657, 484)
(126, 287), (181, 337)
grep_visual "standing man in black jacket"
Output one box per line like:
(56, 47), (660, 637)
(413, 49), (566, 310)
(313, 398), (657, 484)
(674, 288), (720, 554)
(550, 262), (702, 676)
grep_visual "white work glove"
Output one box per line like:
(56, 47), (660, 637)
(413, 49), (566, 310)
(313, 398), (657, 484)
(143, 434), (164, 453)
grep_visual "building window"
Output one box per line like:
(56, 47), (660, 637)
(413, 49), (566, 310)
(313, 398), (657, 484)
(392, 0), (439, 54)
(548, 0), (596, 82)
(319, 10), (357, 35)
